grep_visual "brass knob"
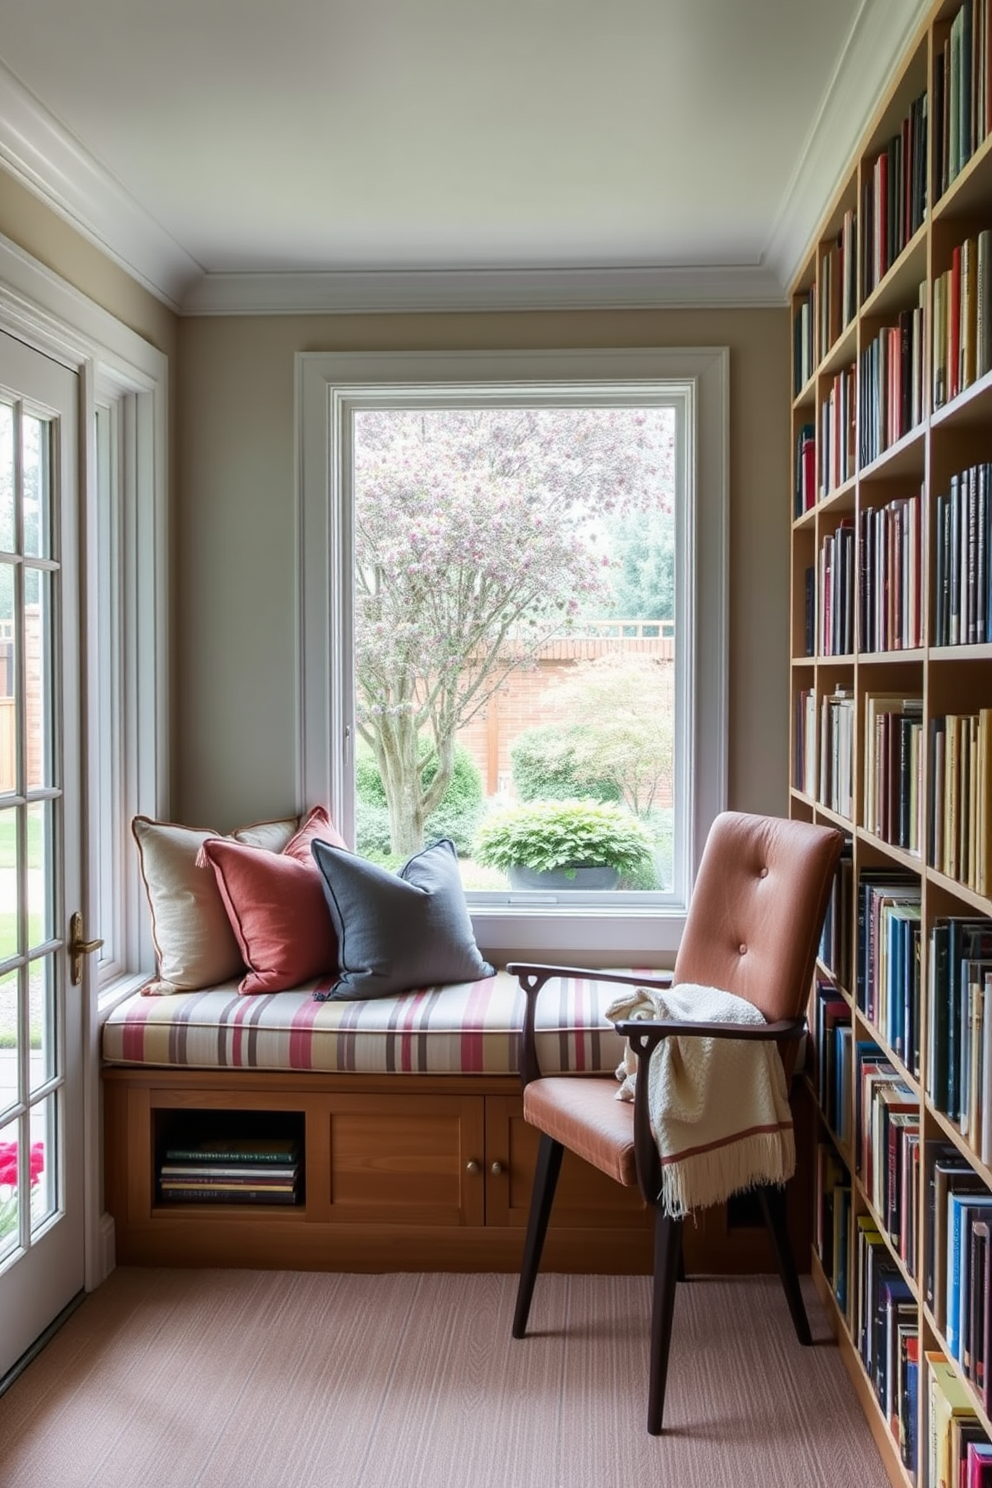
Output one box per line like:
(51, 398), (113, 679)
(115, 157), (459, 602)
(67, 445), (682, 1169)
(466, 1159), (481, 1175)
(491, 1161), (504, 1176)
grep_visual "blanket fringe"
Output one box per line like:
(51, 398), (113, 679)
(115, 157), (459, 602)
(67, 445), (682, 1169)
(658, 1129), (795, 1219)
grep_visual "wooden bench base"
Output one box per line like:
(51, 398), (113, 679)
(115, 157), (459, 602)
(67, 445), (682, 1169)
(103, 1066), (808, 1274)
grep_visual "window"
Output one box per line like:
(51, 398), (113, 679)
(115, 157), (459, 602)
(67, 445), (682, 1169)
(89, 372), (167, 1003)
(298, 348), (728, 962)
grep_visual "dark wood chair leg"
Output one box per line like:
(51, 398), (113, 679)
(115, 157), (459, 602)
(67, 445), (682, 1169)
(647, 1208), (683, 1435)
(512, 1133), (564, 1339)
(757, 1183), (812, 1346)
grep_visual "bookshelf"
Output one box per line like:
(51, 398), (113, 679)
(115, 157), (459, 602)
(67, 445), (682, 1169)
(791, 5), (992, 1485)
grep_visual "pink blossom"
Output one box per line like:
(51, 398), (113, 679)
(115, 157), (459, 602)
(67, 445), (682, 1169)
(0, 1140), (44, 1187)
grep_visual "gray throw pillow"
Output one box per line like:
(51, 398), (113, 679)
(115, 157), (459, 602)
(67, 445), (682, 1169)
(310, 837), (495, 1001)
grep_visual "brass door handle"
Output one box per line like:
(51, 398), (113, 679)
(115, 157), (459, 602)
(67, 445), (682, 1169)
(69, 911), (104, 986)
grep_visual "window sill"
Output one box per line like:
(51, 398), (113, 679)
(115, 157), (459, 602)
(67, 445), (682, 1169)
(472, 905), (684, 966)
(96, 970), (153, 1023)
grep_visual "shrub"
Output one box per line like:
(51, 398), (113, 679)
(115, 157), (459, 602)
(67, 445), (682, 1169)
(473, 798), (653, 877)
(356, 739), (482, 807)
(354, 801), (394, 860)
(510, 724), (620, 803)
(355, 740), (483, 857)
(423, 797), (484, 857)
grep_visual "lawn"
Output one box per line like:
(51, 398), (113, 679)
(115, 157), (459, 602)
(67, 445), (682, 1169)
(0, 811), (42, 871)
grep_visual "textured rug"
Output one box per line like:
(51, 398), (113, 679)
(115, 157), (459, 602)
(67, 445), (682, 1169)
(0, 1268), (887, 1488)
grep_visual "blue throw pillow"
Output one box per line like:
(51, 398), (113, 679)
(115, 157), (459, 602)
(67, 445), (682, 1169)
(310, 837), (495, 1001)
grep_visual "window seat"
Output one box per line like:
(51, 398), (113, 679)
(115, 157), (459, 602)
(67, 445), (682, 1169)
(100, 969), (624, 1077)
(100, 970), (663, 1274)
(100, 971), (791, 1276)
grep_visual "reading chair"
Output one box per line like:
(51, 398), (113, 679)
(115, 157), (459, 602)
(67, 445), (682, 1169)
(507, 810), (845, 1434)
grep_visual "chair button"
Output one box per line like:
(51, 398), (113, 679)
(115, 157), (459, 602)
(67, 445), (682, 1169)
(739, 943), (747, 956)
(759, 867), (769, 878)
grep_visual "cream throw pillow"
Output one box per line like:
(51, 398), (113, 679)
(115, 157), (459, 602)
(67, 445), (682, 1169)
(133, 813), (298, 994)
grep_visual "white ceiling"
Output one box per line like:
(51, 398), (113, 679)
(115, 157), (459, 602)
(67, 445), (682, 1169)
(0, 0), (930, 316)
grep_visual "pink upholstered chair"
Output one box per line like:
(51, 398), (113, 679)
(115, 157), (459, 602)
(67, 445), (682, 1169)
(507, 810), (845, 1434)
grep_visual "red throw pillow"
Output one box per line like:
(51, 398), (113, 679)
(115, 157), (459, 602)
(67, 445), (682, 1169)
(199, 836), (339, 995)
(282, 803), (346, 863)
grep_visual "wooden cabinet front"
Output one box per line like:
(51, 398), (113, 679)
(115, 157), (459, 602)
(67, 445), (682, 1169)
(308, 1092), (486, 1227)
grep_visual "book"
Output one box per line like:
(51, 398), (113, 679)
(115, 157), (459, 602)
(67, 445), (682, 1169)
(967, 1440), (992, 1487)
(947, 1191), (992, 1360)
(968, 1216), (990, 1391)
(978, 229), (992, 377)
(158, 1186), (299, 1205)
(927, 1349), (977, 1488)
(927, 1146), (986, 1322)
(163, 1136), (300, 1165)
(898, 1327), (920, 1472)
(962, 236), (978, 389)
(159, 1163), (298, 1180)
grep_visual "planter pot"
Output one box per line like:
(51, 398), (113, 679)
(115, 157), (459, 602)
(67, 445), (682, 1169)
(508, 865), (620, 891)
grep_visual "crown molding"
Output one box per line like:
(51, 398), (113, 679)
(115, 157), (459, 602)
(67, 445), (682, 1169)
(0, 0), (928, 318)
(180, 263), (787, 316)
(0, 58), (200, 312)
(765, 0), (933, 291)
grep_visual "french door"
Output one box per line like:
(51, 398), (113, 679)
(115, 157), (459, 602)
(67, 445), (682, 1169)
(0, 329), (84, 1379)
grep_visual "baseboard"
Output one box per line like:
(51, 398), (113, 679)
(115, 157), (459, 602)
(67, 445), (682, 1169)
(97, 1211), (116, 1284)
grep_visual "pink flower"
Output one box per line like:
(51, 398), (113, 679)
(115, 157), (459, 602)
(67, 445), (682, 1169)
(0, 1141), (44, 1187)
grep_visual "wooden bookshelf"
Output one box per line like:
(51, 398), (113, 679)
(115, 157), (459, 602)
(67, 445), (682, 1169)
(792, 5), (992, 1485)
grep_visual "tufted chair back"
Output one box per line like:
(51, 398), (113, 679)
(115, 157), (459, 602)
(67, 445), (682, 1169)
(672, 811), (843, 1054)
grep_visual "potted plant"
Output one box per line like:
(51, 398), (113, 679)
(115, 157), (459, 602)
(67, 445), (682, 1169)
(473, 798), (654, 890)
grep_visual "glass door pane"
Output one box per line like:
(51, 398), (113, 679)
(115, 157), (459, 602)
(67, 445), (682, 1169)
(0, 328), (83, 1378)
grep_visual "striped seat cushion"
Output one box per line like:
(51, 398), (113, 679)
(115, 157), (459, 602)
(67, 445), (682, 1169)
(101, 970), (628, 1076)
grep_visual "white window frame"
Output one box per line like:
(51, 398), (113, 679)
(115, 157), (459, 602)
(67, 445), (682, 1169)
(90, 377), (164, 998)
(297, 347), (727, 963)
(0, 230), (168, 1287)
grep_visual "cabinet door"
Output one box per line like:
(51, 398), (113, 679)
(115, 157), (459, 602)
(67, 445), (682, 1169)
(483, 1095), (650, 1230)
(308, 1093), (487, 1227)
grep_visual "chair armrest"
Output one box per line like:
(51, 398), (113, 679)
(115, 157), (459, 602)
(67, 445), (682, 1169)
(506, 962), (674, 1088)
(506, 962), (674, 991)
(615, 1014), (807, 1058)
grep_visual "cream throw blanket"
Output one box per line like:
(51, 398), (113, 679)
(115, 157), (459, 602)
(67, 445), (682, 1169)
(607, 982), (795, 1218)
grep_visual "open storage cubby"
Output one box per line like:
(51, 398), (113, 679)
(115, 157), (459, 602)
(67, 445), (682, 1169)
(792, 5), (992, 1484)
(153, 1107), (306, 1209)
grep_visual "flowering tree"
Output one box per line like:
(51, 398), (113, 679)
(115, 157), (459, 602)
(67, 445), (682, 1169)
(353, 407), (673, 856)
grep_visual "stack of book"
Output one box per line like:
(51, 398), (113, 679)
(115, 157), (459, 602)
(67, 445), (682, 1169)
(158, 1134), (301, 1205)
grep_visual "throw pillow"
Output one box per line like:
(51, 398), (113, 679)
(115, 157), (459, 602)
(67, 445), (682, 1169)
(133, 811), (301, 994)
(199, 837), (339, 995)
(282, 803), (346, 863)
(310, 836), (495, 1001)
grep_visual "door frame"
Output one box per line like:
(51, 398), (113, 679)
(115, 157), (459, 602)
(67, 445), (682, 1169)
(0, 235), (169, 1292)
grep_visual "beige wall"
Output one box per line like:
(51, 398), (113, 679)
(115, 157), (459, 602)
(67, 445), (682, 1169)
(177, 307), (791, 831)
(0, 172), (177, 358)
(0, 172), (791, 832)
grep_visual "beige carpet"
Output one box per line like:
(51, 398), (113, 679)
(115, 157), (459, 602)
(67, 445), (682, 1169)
(0, 1268), (887, 1488)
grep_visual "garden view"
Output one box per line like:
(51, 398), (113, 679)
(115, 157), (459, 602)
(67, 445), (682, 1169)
(350, 403), (678, 893)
